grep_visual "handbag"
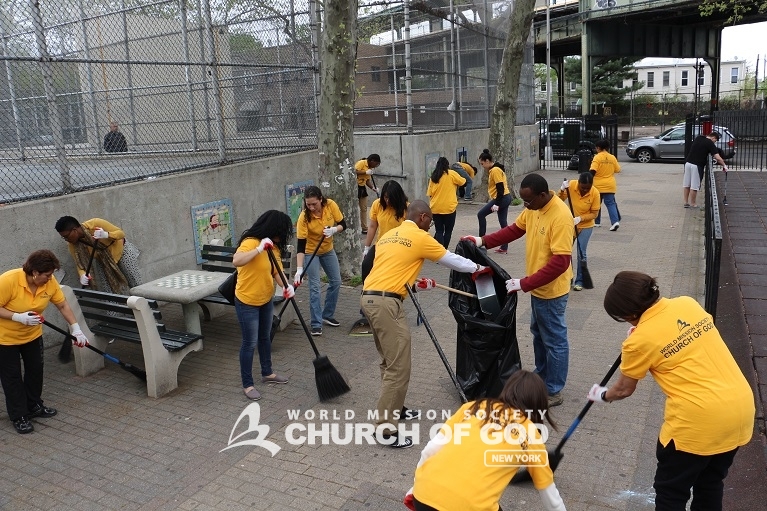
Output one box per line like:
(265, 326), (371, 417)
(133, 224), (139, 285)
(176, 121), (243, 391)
(218, 271), (238, 305)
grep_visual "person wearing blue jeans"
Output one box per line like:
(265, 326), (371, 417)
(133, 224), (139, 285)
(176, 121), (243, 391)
(450, 162), (475, 201)
(476, 149), (512, 252)
(462, 173), (574, 406)
(558, 173), (600, 291)
(594, 193), (620, 228)
(304, 249), (342, 331)
(477, 194), (512, 251)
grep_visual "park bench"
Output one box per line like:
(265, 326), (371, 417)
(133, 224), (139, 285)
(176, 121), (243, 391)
(63, 286), (203, 398)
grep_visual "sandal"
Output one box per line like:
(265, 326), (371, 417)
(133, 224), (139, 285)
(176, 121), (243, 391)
(683, 204), (690, 208)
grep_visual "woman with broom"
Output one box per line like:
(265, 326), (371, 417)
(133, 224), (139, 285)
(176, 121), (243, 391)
(233, 210), (295, 401)
(405, 370), (566, 511)
(558, 172), (600, 291)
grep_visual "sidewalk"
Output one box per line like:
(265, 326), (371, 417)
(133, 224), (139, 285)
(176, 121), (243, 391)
(0, 162), (764, 511)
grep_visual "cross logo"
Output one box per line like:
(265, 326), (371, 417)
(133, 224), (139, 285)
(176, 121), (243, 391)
(220, 402), (281, 456)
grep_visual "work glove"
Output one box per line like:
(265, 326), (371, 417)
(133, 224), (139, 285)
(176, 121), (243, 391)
(587, 384), (609, 403)
(627, 326), (636, 337)
(404, 488), (415, 511)
(323, 226), (339, 237)
(415, 278), (436, 291)
(373, 188), (380, 197)
(505, 278), (522, 293)
(471, 266), (492, 281)
(12, 312), (44, 326)
(293, 267), (303, 287)
(573, 216), (581, 226)
(460, 235), (483, 247)
(560, 179), (569, 191)
(69, 323), (89, 347)
(365, 169), (374, 175)
(257, 237), (273, 254)
(92, 227), (109, 239)
(80, 274), (92, 286)
(491, 204), (499, 212)
(282, 284), (295, 300)
(362, 246), (370, 258)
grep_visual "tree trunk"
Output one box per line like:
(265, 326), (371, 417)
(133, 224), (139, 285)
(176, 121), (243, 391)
(477, 0), (536, 202)
(317, 0), (359, 278)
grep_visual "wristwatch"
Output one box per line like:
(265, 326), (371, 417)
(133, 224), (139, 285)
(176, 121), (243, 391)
(601, 390), (609, 403)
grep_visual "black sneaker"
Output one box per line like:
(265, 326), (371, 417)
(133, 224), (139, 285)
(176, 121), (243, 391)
(12, 417), (34, 434)
(382, 433), (414, 449)
(311, 327), (322, 336)
(401, 407), (421, 420)
(29, 404), (57, 419)
(323, 317), (340, 327)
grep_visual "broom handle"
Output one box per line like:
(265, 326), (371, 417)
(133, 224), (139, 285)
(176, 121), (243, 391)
(267, 248), (321, 358)
(565, 186), (585, 257)
(433, 282), (477, 298)
(277, 235), (325, 317)
(83, 240), (97, 288)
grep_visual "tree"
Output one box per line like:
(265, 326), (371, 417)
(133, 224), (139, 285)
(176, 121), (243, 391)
(699, 0), (767, 24)
(317, 0), (360, 278)
(591, 57), (644, 105)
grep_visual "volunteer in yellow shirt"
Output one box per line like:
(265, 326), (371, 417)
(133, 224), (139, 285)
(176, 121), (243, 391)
(362, 180), (409, 279)
(589, 271), (754, 511)
(558, 172), (601, 291)
(294, 186), (347, 336)
(476, 149), (512, 253)
(233, 210), (295, 401)
(589, 139), (621, 230)
(361, 200), (485, 448)
(463, 173), (574, 407)
(450, 161), (477, 201)
(409, 370), (567, 511)
(0, 250), (89, 434)
(354, 154), (381, 234)
(55, 215), (142, 292)
(427, 156), (466, 248)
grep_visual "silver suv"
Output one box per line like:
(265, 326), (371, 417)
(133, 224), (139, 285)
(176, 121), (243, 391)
(626, 125), (736, 163)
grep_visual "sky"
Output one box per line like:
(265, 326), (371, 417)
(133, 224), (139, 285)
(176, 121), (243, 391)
(720, 21), (767, 75)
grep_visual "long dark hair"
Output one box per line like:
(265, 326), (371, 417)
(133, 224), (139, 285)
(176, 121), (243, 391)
(604, 271), (660, 323)
(238, 210), (293, 255)
(466, 370), (556, 429)
(301, 185), (327, 223)
(430, 156), (450, 184)
(380, 180), (408, 221)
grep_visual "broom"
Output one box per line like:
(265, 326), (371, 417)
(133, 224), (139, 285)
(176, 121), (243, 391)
(565, 186), (594, 290)
(59, 242), (98, 362)
(510, 354), (621, 483)
(266, 248), (350, 401)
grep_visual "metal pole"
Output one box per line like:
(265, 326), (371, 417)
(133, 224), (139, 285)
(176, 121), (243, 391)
(201, 0), (226, 161)
(545, 0), (552, 160)
(120, 0), (137, 146)
(196, 0), (212, 141)
(77, 0), (101, 153)
(404, 0), (412, 134)
(391, 13), (399, 126)
(277, 26), (283, 128)
(456, 6), (463, 126)
(308, 0), (320, 134)
(482, 0), (490, 126)
(29, 0), (71, 191)
(180, 0), (199, 150)
(1, 15), (26, 159)
(448, 0), (457, 130)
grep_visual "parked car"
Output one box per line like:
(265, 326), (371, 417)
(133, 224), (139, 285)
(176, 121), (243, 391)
(539, 119), (605, 160)
(626, 124), (736, 163)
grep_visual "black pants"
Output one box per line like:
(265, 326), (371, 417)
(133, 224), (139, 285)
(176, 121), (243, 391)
(0, 337), (45, 421)
(433, 211), (457, 249)
(654, 439), (738, 511)
(413, 496), (501, 511)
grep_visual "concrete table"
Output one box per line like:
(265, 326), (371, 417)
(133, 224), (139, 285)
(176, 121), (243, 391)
(131, 270), (229, 335)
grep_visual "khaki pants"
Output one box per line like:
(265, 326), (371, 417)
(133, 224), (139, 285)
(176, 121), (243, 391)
(360, 293), (411, 434)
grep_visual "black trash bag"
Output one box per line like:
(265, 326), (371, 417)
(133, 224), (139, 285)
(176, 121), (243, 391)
(449, 240), (521, 400)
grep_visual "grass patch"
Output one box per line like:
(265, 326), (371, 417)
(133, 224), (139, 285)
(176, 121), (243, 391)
(511, 198), (523, 206)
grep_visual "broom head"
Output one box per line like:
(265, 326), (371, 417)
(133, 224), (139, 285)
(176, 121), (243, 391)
(313, 355), (350, 401)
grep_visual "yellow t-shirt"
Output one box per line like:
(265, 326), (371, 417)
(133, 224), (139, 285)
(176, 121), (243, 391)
(458, 162), (475, 178)
(363, 220), (447, 298)
(414, 402), (553, 511)
(296, 199), (344, 255)
(354, 159), (370, 187)
(369, 199), (407, 243)
(427, 170), (466, 214)
(68, 218), (126, 276)
(557, 181), (601, 229)
(234, 239), (282, 307)
(590, 151), (621, 194)
(514, 193), (574, 299)
(0, 268), (65, 345)
(487, 166), (510, 200)
(621, 297), (754, 455)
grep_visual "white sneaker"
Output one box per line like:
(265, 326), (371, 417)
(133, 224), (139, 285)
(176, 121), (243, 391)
(609, 222), (620, 231)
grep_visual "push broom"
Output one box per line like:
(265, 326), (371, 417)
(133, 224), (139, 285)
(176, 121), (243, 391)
(266, 248), (350, 401)
(59, 243), (98, 362)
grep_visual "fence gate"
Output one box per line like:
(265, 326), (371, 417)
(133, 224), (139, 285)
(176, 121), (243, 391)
(539, 114), (618, 170)
(714, 110), (767, 171)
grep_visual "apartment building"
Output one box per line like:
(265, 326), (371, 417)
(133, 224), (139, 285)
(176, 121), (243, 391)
(624, 57), (747, 99)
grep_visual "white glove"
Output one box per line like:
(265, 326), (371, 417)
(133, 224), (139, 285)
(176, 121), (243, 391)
(282, 284), (295, 300)
(588, 384), (609, 403)
(491, 204), (499, 212)
(460, 235), (483, 247)
(69, 323), (89, 347)
(573, 216), (581, 226)
(373, 188), (380, 196)
(505, 278), (522, 293)
(362, 246), (370, 258)
(257, 237), (273, 253)
(293, 267), (303, 287)
(11, 312), (43, 326)
(627, 326), (636, 337)
(323, 226), (339, 237)
(80, 274), (92, 286)
(560, 180), (569, 191)
(365, 169), (374, 175)
(92, 227), (109, 239)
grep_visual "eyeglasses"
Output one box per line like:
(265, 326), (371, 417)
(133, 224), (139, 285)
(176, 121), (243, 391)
(421, 213), (434, 228)
(59, 229), (72, 240)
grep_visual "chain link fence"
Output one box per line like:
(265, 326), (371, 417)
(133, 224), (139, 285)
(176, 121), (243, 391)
(1, 0), (532, 204)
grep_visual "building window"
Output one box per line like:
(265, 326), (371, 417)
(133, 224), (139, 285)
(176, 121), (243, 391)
(569, 81), (576, 92)
(371, 66), (381, 82)
(698, 69), (705, 86)
(663, 71), (669, 87)
(647, 72), (654, 88)
(244, 74), (254, 91)
(731, 67), (739, 84)
(681, 70), (688, 86)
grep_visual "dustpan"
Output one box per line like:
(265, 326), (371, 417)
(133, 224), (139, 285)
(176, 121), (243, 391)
(474, 272), (501, 320)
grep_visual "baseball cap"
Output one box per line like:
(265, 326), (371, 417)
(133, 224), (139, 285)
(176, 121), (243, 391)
(708, 130), (721, 140)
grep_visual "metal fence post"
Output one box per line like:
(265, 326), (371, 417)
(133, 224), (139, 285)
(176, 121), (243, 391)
(120, 0), (138, 146)
(201, 0), (226, 162)
(180, 0), (199, 151)
(77, 0), (102, 153)
(309, 0), (320, 133)
(0, 15), (26, 160)
(404, 0), (412, 134)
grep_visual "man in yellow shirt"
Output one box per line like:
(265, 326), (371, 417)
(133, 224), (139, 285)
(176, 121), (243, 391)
(463, 173), (574, 407)
(362, 200), (486, 448)
(354, 154), (381, 234)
